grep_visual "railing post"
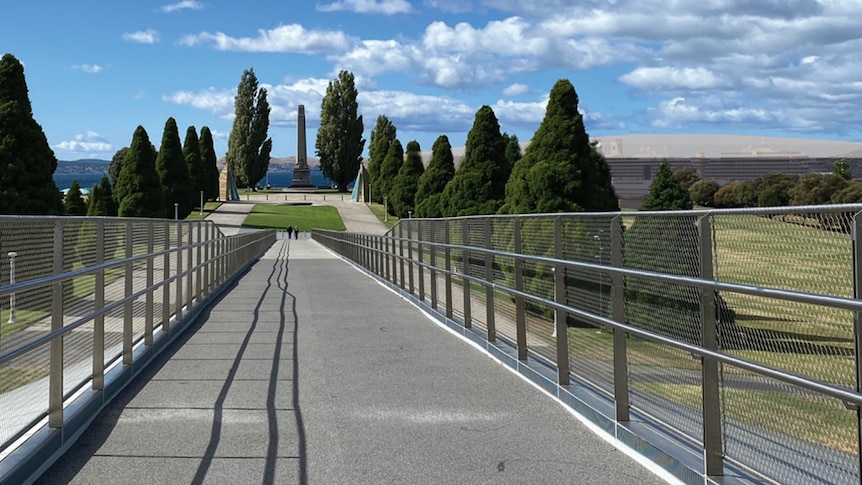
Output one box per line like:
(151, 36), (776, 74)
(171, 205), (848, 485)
(852, 210), (862, 479)
(699, 214), (724, 477)
(384, 232), (391, 282)
(408, 221), (415, 296)
(123, 221), (133, 366)
(163, 224), (171, 334)
(48, 219), (64, 428)
(611, 215), (629, 422)
(196, 221), (202, 301)
(554, 216), (569, 385)
(145, 221), (154, 346)
(462, 218), (472, 329)
(445, 219), (453, 319)
(186, 222), (193, 310)
(418, 222), (425, 303)
(93, 220), (105, 390)
(514, 217), (527, 361)
(399, 223), (405, 290)
(484, 218), (495, 342)
(430, 221), (438, 310)
(176, 223), (184, 321)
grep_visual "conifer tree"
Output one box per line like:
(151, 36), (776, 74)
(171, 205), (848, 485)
(502, 79), (617, 214)
(199, 126), (220, 200)
(641, 163), (692, 211)
(108, 146), (128, 193)
(115, 126), (163, 218)
(0, 53), (63, 214)
(440, 106), (508, 216)
(316, 70), (365, 192)
(183, 126), (206, 208)
(390, 140), (425, 218)
(368, 115), (396, 203)
(226, 68), (272, 189)
(415, 134), (455, 218)
(378, 139), (404, 211)
(63, 179), (88, 216)
(156, 117), (193, 218)
(87, 175), (118, 216)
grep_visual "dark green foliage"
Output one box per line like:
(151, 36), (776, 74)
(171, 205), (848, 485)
(503, 132), (522, 172)
(673, 166), (701, 191)
(789, 172), (849, 206)
(183, 126), (206, 205)
(833, 159), (851, 180)
(440, 106), (508, 216)
(756, 173), (799, 207)
(108, 146), (128, 192)
(0, 53), (63, 215)
(689, 179), (720, 207)
(415, 135), (455, 217)
(115, 126), (163, 218)
(368, 115), (396, 203)
(156, 117), (194, 219)
(377, 138), (403, 204)
(316, 70), (365, 192)
(63, 179), (87, 215)
(390, 140), (425, 218)
(199, 126), (219, 200)
(832, 182), (862, 203)
(226, 68), (272, 189)
(641, 163), (692, 211)
(87, 175), (118, 216)
(502, 79), (617, 215)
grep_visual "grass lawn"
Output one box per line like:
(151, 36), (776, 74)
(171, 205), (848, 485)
(185, 201), (222, 221)
(243, 204), (346, 232)
(367, 202), (400, 228)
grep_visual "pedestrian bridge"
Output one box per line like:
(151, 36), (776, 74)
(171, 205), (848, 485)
(2, 207), (862, 484)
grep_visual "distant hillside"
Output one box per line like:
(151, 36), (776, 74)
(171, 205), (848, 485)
(57, 159), (109, 173)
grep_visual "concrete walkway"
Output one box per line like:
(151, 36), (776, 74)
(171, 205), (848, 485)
(209, 192), (389, 236)
(35, 238), (674, 484)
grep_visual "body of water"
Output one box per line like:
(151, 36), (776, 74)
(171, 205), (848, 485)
(54, 168), (340, 191)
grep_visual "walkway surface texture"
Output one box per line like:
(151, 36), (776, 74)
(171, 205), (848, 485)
(33, 198), (677, 484)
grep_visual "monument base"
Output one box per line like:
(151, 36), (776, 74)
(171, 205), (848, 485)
(291, 168), (314, 188)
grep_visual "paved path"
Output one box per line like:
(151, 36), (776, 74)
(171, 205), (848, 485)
(208, 192), (389, 236)
(35, 238), (674, 484)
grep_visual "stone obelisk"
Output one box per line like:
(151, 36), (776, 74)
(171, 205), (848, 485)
(291, 104), (313, 188)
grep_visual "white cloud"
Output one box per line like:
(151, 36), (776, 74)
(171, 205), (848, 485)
(54, 131), (113, 153)
(163, 87), (235, 117)
(123, 29), (160, 44)
(316, 0), (412, 14)
(423, 0), (473, 13)
(73, 64), (103, 74)
(502, 83), (529, 96)
(180, 24), (352, 53)
(161, 0), (203, 12)
(619, 66), (731, 90)
(333, 40), (420, 76)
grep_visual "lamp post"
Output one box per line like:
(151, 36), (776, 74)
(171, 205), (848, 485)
(200, 191), (204, 216)
(174, 202), (179, 221)
(8, 252), (17, 324)
(408, 210), (412, 219)
(384, 196), (388, 222)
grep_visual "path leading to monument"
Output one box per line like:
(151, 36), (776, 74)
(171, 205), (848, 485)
(206, 192), (389, 236)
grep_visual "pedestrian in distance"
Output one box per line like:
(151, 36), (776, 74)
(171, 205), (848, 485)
(286, 225), (294, 239)
(294, 225), (299, 239)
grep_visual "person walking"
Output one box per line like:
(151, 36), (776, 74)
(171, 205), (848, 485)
(286, 225), (294, 239)
(294, 225), (300, 239)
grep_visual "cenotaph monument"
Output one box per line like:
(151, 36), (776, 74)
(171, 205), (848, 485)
(290, 104), (313, 188)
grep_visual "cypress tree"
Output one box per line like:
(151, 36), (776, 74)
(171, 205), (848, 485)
(368, 115), (396, 203)
(116, 126), (163, 218)
(64, 179), (88, 216)
(641, 163), (693, 211)
(199, 126), (220, 201)
(390, 140), (425, 218)
(87, 175), (118, 216)
(156, 117), (193, 219)
(183, 126), (206, 207)
(378, 139), (404, 212)
(0, 53), (63, 214)
(108, 146), (128, 193)
(502, 79), (617, 215)
(415, 134), (455, 218)
(316, 70), (365, 192)
(226, 68), (272, 189)
(440, 106), (508, 216)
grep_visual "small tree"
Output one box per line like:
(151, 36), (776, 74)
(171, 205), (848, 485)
(789, 172), (849, 206)
(642, 163), (692, 211)
(63, 179), (88, 216)
(368, 115), (396, 203)
(183, 126), (206, 206)
(833, 159), (852, 180)
(199, 126), (220, 200)
(415, 135), (455, 218)
(108, 146), (128, 193)
(87, 175), (118, 216)
(316, 70), (365, 192)
(390, 140), (425, 218)
(673, 166), (701, 191)
(115, 126), (164, 218)
(156, 117), (194, 219)
(689, 179), (719, 207)
(378, 139), (404, 212)
(225, 68), (272, 188)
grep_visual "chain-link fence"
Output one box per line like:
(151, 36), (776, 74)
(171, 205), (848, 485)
(314, 204), (862, 484)
(0, 216), (275, 458)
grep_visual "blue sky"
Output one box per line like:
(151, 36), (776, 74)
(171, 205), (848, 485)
(4, 0), (862, 161)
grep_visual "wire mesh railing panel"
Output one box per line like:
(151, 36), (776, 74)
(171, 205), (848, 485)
(0, 345), (49, 450)
(628, 341), (704, 444)
(722, 369), (859, 485)
(561, 215), (615, 327)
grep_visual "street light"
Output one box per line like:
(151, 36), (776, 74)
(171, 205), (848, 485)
(408, 210), (412, 219)
(200, 191), (204, 216)
(8, 252), (18, 324)
(174, 202), (179, 220)
(384, 196), (388, 222)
